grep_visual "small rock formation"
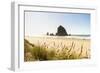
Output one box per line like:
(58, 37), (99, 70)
(56, 25), (68, 36)
(50, 33), (54, 36)
(46, 32), (49, 35)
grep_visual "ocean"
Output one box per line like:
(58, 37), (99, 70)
(26, 35), (90, 40)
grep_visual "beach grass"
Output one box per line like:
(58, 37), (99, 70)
(24, 36), (90, 62)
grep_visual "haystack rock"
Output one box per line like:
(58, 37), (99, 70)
(56, 25), (68, 36)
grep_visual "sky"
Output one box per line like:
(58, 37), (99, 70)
(25, 11), (90, 36)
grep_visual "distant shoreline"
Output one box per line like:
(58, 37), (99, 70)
(69, 34), (90, 37)
(25, 35), (90, 40)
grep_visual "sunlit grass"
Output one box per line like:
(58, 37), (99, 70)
(24, 39), (90, 62)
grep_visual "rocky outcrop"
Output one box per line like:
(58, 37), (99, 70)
(56, 25), (68, 36)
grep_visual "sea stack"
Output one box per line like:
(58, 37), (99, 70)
(56, 25), (68, 36)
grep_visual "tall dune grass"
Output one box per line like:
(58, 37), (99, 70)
(24, 38), (90, 62)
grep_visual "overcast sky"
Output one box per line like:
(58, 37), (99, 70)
(25, 11), (90, 36)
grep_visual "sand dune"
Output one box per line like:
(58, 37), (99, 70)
(25, 36), (90, 59)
